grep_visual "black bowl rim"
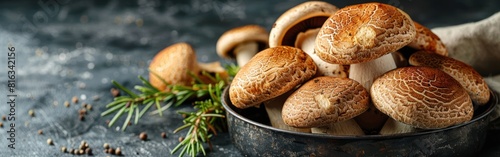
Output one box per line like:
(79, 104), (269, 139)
(222, 87), (499, 140)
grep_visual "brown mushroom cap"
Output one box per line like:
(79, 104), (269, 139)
(216, 25), (269, 59)
(149, 42), (198, 91)
(407, 22), (448, 56)
(315, 3), (416, 64)
(409, 51), (490, 105)
(282, 76), (369, 128)
(229, 46), (317, 109)
(269, 1), (338, 47)
(371, 66), (473, 129)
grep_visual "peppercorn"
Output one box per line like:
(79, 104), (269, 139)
(85, 148), (93, 155)
(110, 88), (120, 97)
(47, 138), (54, 145)
(38, 130), (43, 135)
(61, 146), (67, 153)
(72, 96), (79, 104)
(161, 132), (167, 138)
(28, 109), (35, 117)
(115, 147), (122, 156)
(103, 143), (110, 149)
(139, 132), (147, 141)
(64, 101), (70, 107)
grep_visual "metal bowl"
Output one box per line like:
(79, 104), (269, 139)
(221, 87), (499, 157)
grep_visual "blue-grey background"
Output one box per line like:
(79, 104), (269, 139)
(0, 0), (499, 156)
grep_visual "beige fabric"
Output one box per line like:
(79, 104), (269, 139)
(432, 12), (500, 123)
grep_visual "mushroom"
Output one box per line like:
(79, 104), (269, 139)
(216, 25), (269, 66)
(314, 3), (417, 133)
(409, 51), (490, 105)
(371, 67), (473, 134)
(269, 1), (346, 77)
(406, 21), (449, 56)
(282, 76), (369, 135)
(229, 46), (317, 132)
(149, 42), (228, 91)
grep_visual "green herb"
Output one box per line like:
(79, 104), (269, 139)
(101, 64), (239, 157)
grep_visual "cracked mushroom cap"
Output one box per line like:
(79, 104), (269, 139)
(216, 25), (269, 59)
(149, 42), (199, 91)
(269, 1), (338, 47)
(371, 66), (473, 129)
(229, 46), (317, 109)
(282, 76), (370, 128)
(409, 51), (490, 105)
(315, 3), (416, 64)
(407, 22), (448, 56)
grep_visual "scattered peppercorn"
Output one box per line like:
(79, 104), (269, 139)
(161, 132), (167, 138)
(108, 148), (115, 154)
(72, 96), (79, 104)
(110, 88), (120, 97)
(38, 130), (43, 135)
(81, 102), (88, 108)
(2, 115), (6, 121)
(179, 137), (184, 142)
(86, 104), (93, 110)
(79, 149), (84, 155)
(79, 109), (87, 115)
(115, 147), (122, 156)
(47, 138), (54, 145)
(70, 149), (75, 154)
(139, 132), (148, 141)
(61, 146), (67, 153)
(79, 115), (85, 121)
(28, 109), (35, 117)
(64, 101), (70, 107)
(0, 122), (3, 128)
(85, 148), (93, 155)
(103, 143), (110, 149)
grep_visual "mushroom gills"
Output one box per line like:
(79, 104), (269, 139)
(264, 90), (311, 133)
(379, 118), (417, 135)
(311, 119), (365, 135)
(281, 16), (329, 46)
(234, 41), (259, 66)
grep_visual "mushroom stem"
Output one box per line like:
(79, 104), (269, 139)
(296, 28), (347, 77)
(311, 119), (365, 135)
(379, 118), (417, 135)
(234, 41), (259, 66)
(264, 90), (311, 133)
(197, 61), (229, 83)
(350, 53), (397, 133)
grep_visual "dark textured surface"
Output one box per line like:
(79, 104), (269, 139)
(0, 0), (499, 156)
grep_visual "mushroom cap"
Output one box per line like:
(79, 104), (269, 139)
(282, 76), (370, 128)
(407, 22), (448, 56)
(149, 42), (198, 91)
(269, 1), (338, 47)
(216, 25), (269, 59)
(409, 51), (490, 105)
(229, 46), (317, 109)
(315, 3), (416, 64)
(371, 66), (473, 129)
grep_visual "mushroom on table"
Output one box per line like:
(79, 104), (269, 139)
(269, 1), (346, 77)
(216, 25), (269, 66)
(314, 2), (417, 133)
(409, 51), (490, 105)
(149, 42), (228, 91)
(229, 46), (317, 132)
(282, 76), (370, 135)
(371, 66), (474, 134)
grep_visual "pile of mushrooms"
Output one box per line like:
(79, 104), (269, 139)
(225, 1), (491, 136)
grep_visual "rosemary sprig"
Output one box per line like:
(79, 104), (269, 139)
(101, 64), (239, 157)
